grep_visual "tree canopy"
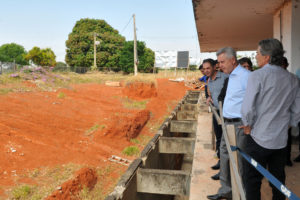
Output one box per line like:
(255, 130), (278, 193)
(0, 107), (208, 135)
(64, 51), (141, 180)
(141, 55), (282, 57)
(25, 47), (56, 66)
(119, 41), (155, 73)
(65, 18), (155, 73)
(65, 18), (125, 70)
(0, 43), (28, 65)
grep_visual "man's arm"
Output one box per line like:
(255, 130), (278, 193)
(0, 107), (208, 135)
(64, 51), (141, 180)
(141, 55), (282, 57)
(241, 73), (260, 128)
(290, 78), (300, 127)
(217, 77), (229, 105)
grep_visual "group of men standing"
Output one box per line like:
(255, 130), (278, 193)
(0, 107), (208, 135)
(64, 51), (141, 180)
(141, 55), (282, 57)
(201, 38), (300, 200)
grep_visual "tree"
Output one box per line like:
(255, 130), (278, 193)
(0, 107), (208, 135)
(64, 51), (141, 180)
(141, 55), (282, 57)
(65, 18), (125, 70)
(119, 41), (155, 73)
(0, 43), (28, 65)
(25, 47), (56, 66)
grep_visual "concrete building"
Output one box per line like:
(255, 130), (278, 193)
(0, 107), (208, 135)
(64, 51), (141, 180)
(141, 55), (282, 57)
(192, 0), (300, 74)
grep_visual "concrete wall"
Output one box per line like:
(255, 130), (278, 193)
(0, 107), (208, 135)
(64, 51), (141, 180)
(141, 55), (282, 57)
(273, 0), (300, 74)
(273, 1), (292, 68)
(291, 0), (300, 74)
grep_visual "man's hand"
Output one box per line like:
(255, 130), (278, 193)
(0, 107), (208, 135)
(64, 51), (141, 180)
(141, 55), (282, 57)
(206, 96), (213, 106)
(239, 125), (251, 135)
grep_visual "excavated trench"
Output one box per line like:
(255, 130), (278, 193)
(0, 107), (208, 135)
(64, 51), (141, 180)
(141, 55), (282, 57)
(106, 90), (204, 200)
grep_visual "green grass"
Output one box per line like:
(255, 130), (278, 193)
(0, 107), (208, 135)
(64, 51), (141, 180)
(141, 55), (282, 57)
(77, 164), (125, 200)
(130, 134), (152, 146)
(11, 185), (33, 199)
(0, 88), (13, 95)
(121, 97), (148, 110)
(122, 146), (140, 156)
(85, 124), (100, 136)
(8, 163), (82, 200)
(57, 92), (66, 99)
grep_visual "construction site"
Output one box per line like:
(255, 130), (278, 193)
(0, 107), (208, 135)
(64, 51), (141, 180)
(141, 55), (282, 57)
(0, 0), (300, 200)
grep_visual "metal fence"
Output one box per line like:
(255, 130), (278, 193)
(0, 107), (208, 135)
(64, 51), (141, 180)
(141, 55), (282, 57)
(0, 62), (17, 74)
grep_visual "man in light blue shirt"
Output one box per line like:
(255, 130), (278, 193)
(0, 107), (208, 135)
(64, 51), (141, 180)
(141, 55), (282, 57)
(241, 38), (300, 200)
(207, 47), (250, 200)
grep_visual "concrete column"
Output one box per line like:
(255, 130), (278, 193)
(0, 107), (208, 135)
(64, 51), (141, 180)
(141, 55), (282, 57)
(273, 0), (300, 74)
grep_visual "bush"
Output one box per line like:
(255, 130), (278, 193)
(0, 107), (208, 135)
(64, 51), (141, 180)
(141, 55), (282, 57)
(189, 64), (198, 71)
(122, 146), (140, 156)
(11, 185), (33, 199)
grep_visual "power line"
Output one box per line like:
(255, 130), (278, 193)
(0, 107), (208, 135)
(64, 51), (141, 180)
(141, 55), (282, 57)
(121, 16), (133, 34)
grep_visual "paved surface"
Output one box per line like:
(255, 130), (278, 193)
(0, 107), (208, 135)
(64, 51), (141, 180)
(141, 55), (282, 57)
(189, 109), (300, 200)
(189, 111), (221, 200)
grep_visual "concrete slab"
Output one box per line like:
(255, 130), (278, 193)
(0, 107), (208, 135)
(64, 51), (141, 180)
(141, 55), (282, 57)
(159, 137), (195, 154)
(170, 120), (197, 134)
(137, 168), (191, 196)
(177, 111), (198, 120)
(181, 104), (198, 112)
(189, 112), (221, 200)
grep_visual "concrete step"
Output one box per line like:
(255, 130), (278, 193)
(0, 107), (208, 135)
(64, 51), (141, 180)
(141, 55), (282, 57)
(137, 168), (191, 196)
(159, 137), (195, 154)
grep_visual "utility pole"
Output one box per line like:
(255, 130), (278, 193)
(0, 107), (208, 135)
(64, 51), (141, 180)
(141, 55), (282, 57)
(93, 33), (97, 70)
(133, 14), (138, 76)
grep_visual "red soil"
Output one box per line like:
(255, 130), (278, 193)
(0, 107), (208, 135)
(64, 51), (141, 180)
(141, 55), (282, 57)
(104, 109), (150, 141)
(46, 168), (97, 200)
(122, 82), (157, 100)
(0, 78), (189, 198)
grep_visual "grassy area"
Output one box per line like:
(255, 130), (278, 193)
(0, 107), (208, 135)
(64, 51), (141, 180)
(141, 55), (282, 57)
(122, 146), (140, 156)
(0, 69), (202, 95)
(77, 164), (126, 200)
(121, 97), (148, 110)
(7, 163), (126, 200)
(57, 92), (66, 99)
(130, 134), (152, 146)
(11, 185), (33, 200)
(8, 163), (82, 200)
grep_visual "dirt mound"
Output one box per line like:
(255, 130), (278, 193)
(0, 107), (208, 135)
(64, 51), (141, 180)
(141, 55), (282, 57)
(122, 82), (157, 99)
(0, 78), (189, 198)
(103, 110), (150, 141)
(45, 168), (97, 200)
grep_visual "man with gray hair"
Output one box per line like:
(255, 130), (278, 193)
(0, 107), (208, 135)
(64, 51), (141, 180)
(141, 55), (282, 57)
(241, 38), (300, 200)
(207, 47), (250, 200)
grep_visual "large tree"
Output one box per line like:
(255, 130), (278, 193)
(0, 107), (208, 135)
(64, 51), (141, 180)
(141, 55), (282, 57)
(119, 41), (155, 73)
(25, 47), (56, 66)
(65, 18), (125, 70)
(0, 43), (28, 65)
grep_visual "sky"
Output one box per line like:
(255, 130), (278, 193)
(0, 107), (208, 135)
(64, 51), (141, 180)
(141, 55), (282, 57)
(0, 0), (253, 65)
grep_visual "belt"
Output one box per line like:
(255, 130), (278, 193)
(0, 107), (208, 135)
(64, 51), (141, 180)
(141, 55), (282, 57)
(223, 117), (241, 123)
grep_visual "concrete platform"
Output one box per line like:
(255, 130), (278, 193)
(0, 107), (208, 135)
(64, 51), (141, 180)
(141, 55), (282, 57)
(189, 111), (300, 200)
(189, 111), (221, 200)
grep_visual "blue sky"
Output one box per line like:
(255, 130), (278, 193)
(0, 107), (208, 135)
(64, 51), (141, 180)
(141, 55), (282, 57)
(0, 0), (204, 62)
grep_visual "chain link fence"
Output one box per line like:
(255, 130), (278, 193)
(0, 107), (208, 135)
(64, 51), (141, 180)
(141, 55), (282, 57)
(0, 62), (17, 74)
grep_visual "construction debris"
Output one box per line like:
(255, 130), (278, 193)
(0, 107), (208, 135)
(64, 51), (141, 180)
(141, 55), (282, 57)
(184, 78), (205, 90)
(108, 155), (132, 166)
(105, 81), (121, 87)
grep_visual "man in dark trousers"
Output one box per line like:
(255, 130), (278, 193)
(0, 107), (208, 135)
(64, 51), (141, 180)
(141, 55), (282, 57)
(241, 38), (300, 200)
(207, 47), (250, 200)
(203, 59), (229, 178)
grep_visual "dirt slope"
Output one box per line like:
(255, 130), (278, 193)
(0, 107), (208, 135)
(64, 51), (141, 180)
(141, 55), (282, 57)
(0, 78), (189, 198)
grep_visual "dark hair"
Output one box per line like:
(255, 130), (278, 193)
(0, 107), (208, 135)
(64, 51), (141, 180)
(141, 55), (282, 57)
(214, 60), (219, 66)
(258, 38), (285, 66)
(238, 57), (253, 70)
(199, 64), (203, 70)
(202, 58), (216, 67)
(282, 57), (289, 69)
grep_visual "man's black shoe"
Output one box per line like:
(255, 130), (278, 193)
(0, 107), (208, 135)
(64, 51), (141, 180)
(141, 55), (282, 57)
(294, 154), (300, 162)
(211, 160), (220, 170)
(207, 193), (232, 200)
(286, 159), (293, 166)
(211, 172), (220, 180)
